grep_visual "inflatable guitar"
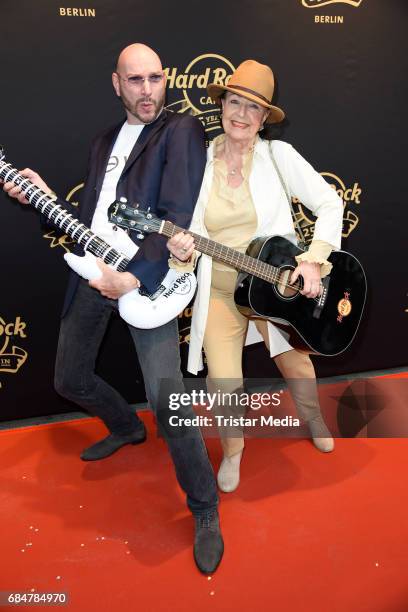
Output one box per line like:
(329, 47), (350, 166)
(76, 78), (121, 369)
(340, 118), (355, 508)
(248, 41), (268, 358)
(0, 147), (196, 329)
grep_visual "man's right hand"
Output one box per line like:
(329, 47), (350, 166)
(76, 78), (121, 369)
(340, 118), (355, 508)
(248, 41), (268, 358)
(1, 168), (52, 205)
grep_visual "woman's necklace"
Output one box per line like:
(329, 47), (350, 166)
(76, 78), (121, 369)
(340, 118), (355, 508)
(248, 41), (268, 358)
(224, 139), (255, 177)
(226, 153), (240, 177)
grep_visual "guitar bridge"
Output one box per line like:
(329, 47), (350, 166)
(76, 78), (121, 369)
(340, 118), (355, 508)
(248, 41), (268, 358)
(312, 276), (330, 319)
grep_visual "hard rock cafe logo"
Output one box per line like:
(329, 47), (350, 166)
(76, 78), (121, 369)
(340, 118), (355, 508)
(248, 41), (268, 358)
(337, 291), (352, 323)
(0, 315), (28, 383)
(164, 53), (235, 138)
(292, 172), (362, 244)
(302, 0), (363, 7)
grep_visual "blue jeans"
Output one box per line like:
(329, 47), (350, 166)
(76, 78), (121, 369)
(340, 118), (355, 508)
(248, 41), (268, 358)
(54, 280), (218, 516)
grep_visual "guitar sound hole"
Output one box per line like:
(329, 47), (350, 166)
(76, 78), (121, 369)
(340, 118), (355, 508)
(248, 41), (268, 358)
(275, 266), (299, 299)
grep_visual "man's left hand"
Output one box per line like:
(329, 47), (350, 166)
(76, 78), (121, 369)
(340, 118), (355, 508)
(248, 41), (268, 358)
(89, 259), (140, 299)
(290, 261), (322, 299)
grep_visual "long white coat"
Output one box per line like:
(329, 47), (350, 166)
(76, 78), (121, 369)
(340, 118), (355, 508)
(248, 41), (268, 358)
(187, 138), (344, 375)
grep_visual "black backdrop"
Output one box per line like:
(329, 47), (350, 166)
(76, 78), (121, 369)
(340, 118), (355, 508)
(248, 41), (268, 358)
(0, 0), (407, 420)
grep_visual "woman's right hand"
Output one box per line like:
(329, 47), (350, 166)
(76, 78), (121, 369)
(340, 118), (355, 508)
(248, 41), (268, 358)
(1, 168), (52, 205)
(167, 231), (195, 261)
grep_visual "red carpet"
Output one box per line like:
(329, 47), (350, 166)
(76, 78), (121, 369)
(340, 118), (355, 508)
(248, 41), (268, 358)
(1, 407), (408, 611)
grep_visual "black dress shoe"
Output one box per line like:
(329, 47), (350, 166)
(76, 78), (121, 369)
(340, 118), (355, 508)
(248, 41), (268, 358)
(80, 424), (147, 461)
(194, 510), (224, 574)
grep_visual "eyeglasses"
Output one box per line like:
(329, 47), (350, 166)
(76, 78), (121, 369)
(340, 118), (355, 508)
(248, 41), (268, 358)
(115, 72), (165, 87)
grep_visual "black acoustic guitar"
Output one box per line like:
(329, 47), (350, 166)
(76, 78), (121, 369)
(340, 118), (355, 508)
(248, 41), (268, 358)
(108, 202), (367, 356)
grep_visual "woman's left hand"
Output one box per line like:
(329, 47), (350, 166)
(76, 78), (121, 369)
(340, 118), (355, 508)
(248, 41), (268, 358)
(290, 261), (322, 298)
(167, 231), (195, 261)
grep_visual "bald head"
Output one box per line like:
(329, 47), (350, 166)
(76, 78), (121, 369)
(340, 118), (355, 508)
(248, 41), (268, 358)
(112, 43), (166, 125)
(116, 44), (162, 74)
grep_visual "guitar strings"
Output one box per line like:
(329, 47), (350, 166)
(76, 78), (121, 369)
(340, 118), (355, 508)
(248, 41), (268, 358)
(162, 220), (322, 303)
(121, 215), (323, 303)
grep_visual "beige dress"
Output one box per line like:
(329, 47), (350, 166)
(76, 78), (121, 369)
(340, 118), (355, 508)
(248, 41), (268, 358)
(201, 140), (276, 455)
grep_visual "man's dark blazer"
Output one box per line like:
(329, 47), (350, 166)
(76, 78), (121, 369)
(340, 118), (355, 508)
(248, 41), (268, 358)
(57, 110), (206, 318)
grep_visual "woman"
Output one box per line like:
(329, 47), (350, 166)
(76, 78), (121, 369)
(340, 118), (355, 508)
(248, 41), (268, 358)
(167, 60), (343, 492)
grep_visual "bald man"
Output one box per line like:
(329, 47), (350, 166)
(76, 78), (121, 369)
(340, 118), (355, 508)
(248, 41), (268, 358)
(2, 43), (223, 574)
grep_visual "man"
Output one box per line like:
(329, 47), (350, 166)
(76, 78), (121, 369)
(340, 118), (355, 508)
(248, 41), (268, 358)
(2, 43), (223, 574)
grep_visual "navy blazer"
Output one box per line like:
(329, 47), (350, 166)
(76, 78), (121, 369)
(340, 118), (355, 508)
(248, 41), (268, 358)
(57, 110), (206, 318)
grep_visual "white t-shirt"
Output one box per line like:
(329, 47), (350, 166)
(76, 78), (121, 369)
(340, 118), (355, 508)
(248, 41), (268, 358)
(91, 122), (144, 259)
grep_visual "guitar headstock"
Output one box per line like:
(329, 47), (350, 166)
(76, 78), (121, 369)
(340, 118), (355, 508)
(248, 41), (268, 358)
(108, 199), (162, 236)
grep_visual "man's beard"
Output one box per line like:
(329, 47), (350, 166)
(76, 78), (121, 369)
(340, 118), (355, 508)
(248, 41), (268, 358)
(121, 92), (165, 124)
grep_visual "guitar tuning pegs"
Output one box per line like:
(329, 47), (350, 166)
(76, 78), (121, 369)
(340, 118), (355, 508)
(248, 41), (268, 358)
(120, 196), (127, 203)
(136, 233), (145, 240)
(146, 206), (152, 220)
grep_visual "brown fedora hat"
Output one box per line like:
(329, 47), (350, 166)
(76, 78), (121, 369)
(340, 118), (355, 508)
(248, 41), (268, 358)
(207, 59), (285, 124)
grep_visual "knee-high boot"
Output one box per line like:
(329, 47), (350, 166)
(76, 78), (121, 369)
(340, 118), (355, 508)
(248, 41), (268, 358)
(274, 350), (334, 453)
(207, 376), (245, 491)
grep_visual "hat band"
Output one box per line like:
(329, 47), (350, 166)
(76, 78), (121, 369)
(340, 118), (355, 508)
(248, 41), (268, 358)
(227, 84), (271, 106)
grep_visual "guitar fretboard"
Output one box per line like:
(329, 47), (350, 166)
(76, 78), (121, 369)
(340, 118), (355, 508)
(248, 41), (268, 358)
(0, 159), (129, 271)
(162, 221), (292, 286)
